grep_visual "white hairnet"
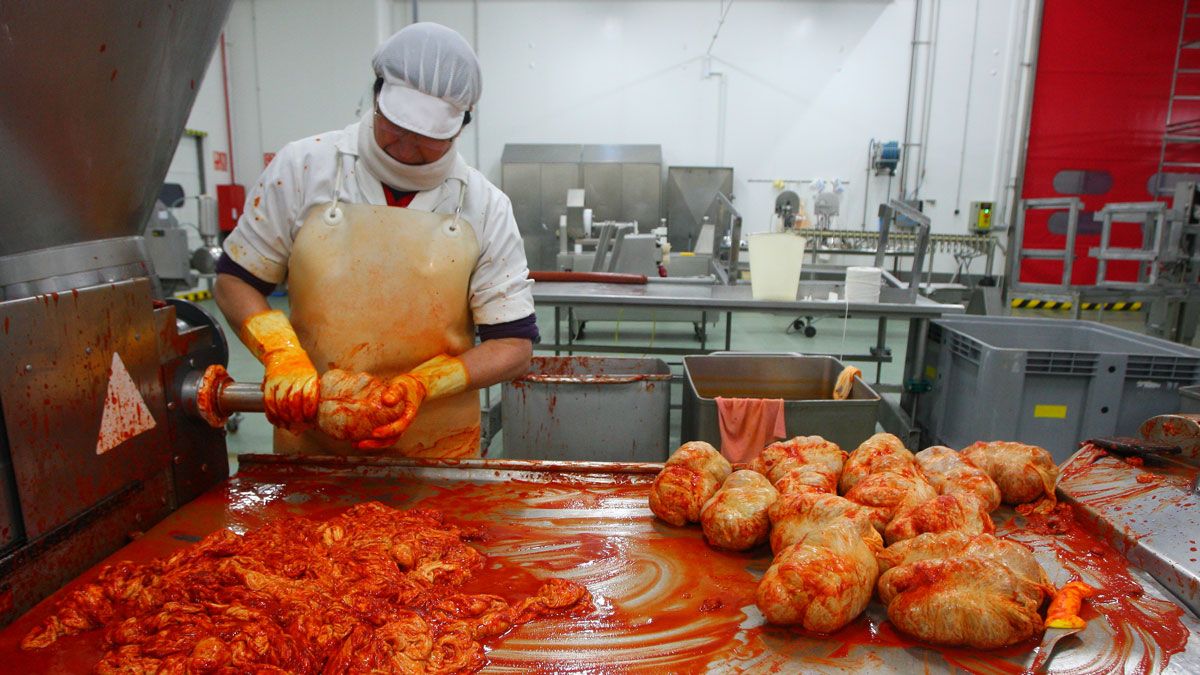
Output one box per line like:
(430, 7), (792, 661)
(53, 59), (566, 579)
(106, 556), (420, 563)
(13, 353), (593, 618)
(372, 23), (481, 139)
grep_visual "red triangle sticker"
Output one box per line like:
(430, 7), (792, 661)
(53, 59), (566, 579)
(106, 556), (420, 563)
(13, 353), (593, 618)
(96, 352), (157, 455)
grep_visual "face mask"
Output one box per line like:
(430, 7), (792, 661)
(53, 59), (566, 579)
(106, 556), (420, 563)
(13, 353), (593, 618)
(357, 112), (458, 192)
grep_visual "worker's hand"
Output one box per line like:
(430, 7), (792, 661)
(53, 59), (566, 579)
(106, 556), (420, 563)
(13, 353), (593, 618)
(240, 310), (319, 429)
(356, 355), (470, 449)
(318, 369), (427, 448)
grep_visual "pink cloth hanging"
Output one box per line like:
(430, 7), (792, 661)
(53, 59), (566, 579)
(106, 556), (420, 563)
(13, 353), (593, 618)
(714, 397), (787, 464)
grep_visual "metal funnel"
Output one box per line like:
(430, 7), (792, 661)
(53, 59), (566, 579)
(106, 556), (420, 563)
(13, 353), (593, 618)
(0, 1), (232, 297)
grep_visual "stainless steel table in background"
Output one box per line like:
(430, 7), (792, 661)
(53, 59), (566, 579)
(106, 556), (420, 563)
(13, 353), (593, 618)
(530, 277), (966, 447)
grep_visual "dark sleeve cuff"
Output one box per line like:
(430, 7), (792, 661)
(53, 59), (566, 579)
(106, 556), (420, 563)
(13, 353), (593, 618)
(477, 314), (540, 343)
(216, 253), (278, 296)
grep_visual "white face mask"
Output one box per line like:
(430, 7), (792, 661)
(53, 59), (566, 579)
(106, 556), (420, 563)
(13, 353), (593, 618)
(356, 112), (459, 192)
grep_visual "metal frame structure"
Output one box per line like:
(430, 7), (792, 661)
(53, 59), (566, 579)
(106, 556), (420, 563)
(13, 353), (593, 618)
(798, 229), (997, 283)
(1008, 186), (1200, 342)
(876, 200), (933, 303)
(712, 192), (743, 286)
(1091, 202), (1169, 287)
(1008, 196), (1083, 293)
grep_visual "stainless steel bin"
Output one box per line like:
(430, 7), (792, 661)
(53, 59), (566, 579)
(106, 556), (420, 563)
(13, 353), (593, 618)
(501, 356), (672, 461)
(681, 354), (880, 453)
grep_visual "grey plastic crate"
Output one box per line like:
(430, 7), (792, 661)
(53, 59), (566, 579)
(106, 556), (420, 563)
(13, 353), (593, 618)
(1181, 385), (1200, 414)
(501, 356), (671, 462)
(681, 354), (880, 453)
(919, 316), (1200, 462)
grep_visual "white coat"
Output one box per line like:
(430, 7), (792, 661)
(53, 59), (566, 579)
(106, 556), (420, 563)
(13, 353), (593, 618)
(221, 122), (535, 327)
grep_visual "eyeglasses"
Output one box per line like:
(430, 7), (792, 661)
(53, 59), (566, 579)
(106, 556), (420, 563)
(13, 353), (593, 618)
(373, 109), (455, 154)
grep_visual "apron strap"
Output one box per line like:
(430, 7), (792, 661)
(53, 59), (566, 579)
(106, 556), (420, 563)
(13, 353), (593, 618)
(323, 152), (348, 226)
(445, 174), (468, 236)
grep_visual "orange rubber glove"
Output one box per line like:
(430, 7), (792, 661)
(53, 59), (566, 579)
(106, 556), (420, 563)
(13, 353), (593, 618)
(240, 309), (319, 429)
(1045, 580), (1096, 629)
(832, 365), (861, 401)
(356, 355), (470, 450)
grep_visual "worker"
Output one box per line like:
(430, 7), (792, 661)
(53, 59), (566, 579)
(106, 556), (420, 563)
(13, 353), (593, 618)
(214, 23), (536, 458)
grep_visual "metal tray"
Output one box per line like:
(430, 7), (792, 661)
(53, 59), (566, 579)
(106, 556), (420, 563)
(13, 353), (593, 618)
(681, 353), (881, 452)
(0, 454), (1198, 673)
(1059, 444), (1200, 617)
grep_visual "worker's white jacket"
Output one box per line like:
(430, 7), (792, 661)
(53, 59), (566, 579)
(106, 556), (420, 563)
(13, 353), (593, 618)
(222, 122), (535, 327)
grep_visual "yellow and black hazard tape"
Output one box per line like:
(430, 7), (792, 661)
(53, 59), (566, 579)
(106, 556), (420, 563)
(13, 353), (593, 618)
(1010, 298), (1142, 311)
(176, 289), (213, 302)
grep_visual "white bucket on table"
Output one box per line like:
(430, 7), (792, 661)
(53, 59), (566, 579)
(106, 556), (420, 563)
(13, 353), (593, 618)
(748, 232), (807, 301)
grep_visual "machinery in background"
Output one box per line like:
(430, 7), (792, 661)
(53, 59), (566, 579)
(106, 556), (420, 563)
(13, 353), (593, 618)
(787, 178), (845, 232)
(143, 185), (225, 296)
(773, 190), (802, 231)
(665, 166), (735, 254)
(813, 189), (841, 230)
(1009, 181), (1200, 342)
(969, 201), (994, 234)
(0, 0), (233, 625)
(861, 139), (901, 230)
(553, 188), (662, 277)
(501, 144), (663, 272)
(190, 193), (225, 280)
(144, 197), (196, 294)
(544, 165), (735, 341)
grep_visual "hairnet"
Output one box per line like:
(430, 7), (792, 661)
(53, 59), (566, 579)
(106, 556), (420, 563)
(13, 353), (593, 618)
(372, 23), (481, 139)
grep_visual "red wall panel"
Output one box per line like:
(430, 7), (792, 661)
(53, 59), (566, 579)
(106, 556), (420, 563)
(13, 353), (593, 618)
(1020, 0), (1183, 284)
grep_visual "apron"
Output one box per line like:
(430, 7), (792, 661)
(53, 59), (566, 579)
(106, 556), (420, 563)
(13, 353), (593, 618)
(275, 159), (482, 458)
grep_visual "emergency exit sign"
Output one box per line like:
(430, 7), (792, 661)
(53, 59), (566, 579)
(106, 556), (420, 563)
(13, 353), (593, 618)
(212, 150), (229, 172)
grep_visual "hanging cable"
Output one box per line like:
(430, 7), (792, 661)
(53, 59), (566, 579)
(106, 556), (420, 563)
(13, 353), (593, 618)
(707, 0), (735, 55)
(702, 0), (734, 166)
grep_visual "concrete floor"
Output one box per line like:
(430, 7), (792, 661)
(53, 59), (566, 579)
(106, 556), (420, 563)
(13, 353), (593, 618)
(202, 294), (1168, 472)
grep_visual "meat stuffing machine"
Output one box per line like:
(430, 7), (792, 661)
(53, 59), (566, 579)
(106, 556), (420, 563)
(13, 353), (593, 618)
(0, 0), (235, 624)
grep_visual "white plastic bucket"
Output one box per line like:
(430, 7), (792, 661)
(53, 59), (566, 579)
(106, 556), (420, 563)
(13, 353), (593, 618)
(748, 232), (807, 301)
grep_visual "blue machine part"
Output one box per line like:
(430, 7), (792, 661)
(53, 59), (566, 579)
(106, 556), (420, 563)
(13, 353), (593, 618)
(874, 140), (901, 174)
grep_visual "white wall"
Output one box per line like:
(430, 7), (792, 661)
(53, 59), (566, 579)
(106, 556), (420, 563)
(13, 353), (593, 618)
(172, 0), (1027, 273)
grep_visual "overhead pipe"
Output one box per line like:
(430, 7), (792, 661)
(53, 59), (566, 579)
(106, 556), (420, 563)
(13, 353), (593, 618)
(703, 2), (734, 166)
(953, 0), (983, 215)
(219, 32), (236, 185)
(375, 0), (393, 45)
(991, 0), (1045, 254)
(897, 0), (923, 200)
(1007, 0), (1046, 228)
(989, 0), (1033, 235)
(473, 0), (482, 168)
(914, 0), (941, 199)
(703, 57), (729, 166)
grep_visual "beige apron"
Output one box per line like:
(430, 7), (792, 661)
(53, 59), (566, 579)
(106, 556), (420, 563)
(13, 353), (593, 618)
(275, 176), (482, 458)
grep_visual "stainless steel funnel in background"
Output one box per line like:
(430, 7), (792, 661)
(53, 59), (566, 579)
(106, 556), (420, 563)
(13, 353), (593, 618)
(0, 1), (232, 299)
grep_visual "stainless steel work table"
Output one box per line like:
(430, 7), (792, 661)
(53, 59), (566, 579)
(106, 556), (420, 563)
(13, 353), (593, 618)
(531, 278), (966, 445)
(532, 278), (963, 355)
(532, 280), (960, 316)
